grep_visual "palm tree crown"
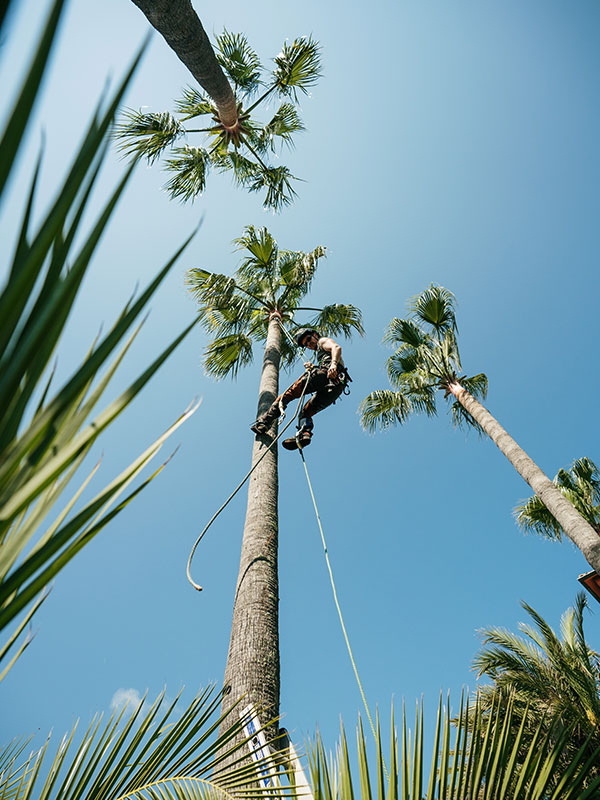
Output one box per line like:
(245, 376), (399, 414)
(360, 284), (487, 432)
(116, 33), (321, 211)
(473, 593), (600, 780)
(516, 457), (600, 541)
(187, 225), (364, 375)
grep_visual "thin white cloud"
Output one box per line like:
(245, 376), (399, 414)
(111, 687), (143, 714)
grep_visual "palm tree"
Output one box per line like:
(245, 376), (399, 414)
(187, 226), (363, 752)
(360, 285), (600, 575)
(472, 594), (600, 783)
(118, 12), (321, 211)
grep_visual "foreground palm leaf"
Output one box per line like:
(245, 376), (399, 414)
(360, 284), (600, 575)
(116, 26), (321, 210)
(187, 226), (363, 762)
(309, 691), (600, 799)
(472, 593), (600, 783)
(0, 686), (296, 800)
(0, 0), (198, 677)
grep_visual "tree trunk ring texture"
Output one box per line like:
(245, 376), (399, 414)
(219, 317), (282, 756)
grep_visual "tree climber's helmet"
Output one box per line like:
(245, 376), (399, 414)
(295, 328), (319, 347)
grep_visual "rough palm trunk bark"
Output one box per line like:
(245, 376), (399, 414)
(219, 315), (282, 759)
(448, 381), (600, 573)
(130, 0), (238, 127)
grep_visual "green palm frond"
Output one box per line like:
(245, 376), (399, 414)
(309, 692), (600, 800)
(0, 687), (294, 800)
(0, 15), (197, 678)
(204, 333), (254, 379)
(115, 110), (184, 164)
(471, 596), (600, 778)
(360, 390), (413, 432)
(408, 284), (457, 334)
(215, 30), (262, 95)
(234, 225), (278, 271)
(272, 36), (322, 99)
(515, 494), (564, 540)
(253, 164), (298, 212)
(461, 372), (488, 401)
(383, 317), (430, 349)
(164, 146), (211, 201)
(306, 304), (365, 338)
(174, 87), (214, 120)
(258, 103), (305, 152)
(514, 456), (600, 541)
(278, 246), (326, 296)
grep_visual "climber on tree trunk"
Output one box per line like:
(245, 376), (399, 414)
(250, 328), (351, 451)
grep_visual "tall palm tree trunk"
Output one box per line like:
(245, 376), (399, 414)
(448, 381), (600, 573)
(220, 315), (282, 752)
(130, 0), (238, 127)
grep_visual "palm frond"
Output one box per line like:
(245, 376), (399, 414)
(514, 494), (564, 541)
(204, 333), (254, 379)
(215, 30), (262, 95)
(253, 164), (298, 212)
(306, 304), (365, 338)
(408, 284), (457, 334)
(164, 146), (210, 201)
(174, 87), (214, 120)
(114, 110), (184, 164)
(278, 246), (326, 297)
(359, 390), (414, 432)
(234, 225), (278, 270)
(0, 687), (294, 800)
(272, 36), (322, 99)
(383, 318), (429, 349)
(258, 103), (305, 152)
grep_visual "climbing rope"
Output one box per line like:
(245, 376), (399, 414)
(186, 317), (311, 591)
(298, 447), (389, 779)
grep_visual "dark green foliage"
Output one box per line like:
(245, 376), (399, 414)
(115, 31), (321, 211)
(361, 284), (487, 433)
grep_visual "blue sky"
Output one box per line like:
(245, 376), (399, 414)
(2, 0), (600, 762)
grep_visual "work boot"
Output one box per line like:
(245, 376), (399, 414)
(282, 430), (312, 451)
(250, 401), (282, 436)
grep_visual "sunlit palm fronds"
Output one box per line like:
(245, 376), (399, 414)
(515, 457), (600, 540)
(215, 31), (262, 96)
(0, 687), (296, 800)
(117, 31), (320, 211)
(472, 594), (600, 781)
(272, 37), (322, 99)
(187, 228), (362, 379)
(309, 691), (600, 799)
(361, 285), (486, 434)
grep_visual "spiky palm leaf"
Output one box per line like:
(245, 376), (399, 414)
(472, 594), (600, 781)
(0, 0), (197, 678)
(361, 286), (483, 433)
(515, 457), (600, 540)
(0, 687), (297, 800)
(187, 227), (362, 380)
(116, 32), (320, 211)
(309, 690), (600, 799)
(215, 31), (262, 96)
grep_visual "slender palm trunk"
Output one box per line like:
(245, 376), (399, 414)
(219, 315), (281, 753)
(448, 382), (600, 573)
(130, 0), (238, 127)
